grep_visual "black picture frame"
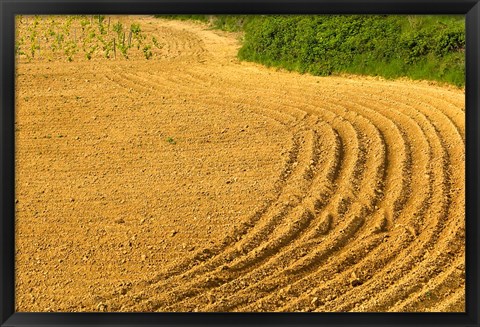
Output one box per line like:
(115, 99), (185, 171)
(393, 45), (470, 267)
(1, 1), (479, 326)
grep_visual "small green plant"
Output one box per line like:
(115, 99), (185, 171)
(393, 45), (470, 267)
(166, 137), (176, 144)
(98, 37), (114, 59)
(130, 23), (145, 49)
(117, 39), (130, 59)
(95, 15), (107, 35)
(15, 37), (25, 56)
(143, 44), (152, 59)
(27, 25), (40, 59)
(152, 36), (163, 49)
(130, 23), (141, 35)
(55, 32), (64, 51)
(80, 17), (90, 32)
(64, 39), (78, 62)
(84, 44), (97, 60)
(113, 21), (123, 36)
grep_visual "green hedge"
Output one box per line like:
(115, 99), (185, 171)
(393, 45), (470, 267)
(238, 15), (465, 86)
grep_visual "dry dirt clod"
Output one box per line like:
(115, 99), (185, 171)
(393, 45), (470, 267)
(97, 303), (107, 311)
(310, 297), (320, 306)
(351, 279), (363, 287)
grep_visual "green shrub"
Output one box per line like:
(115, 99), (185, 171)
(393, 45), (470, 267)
(238, 15), (464, 86)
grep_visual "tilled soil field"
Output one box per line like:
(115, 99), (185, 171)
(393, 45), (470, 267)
(15, 16), (465, 312)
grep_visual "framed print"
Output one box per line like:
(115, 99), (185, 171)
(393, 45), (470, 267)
(1, 0), (479, 327)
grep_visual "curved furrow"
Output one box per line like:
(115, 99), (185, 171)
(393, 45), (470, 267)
(327, 88), (461, 238)
(341, 98), (428, 227)
(118, 128), (333, 311)
(355, 133), (462, 312)
(237, 86), (413, 222)
(402, 97), (463, 143)
(236, 234), (388, 312)
(371, 92), (464, 146)
(133, 69), (307, 124)
(157, 120), (361, 312)
(366, 96), (464, 234)
(350, 81), (464, 143)
(348, 77), (464, 113)
(328, 218), (464, 312)
(328, 97), (463, 312)
(134, 107), (366, 311)
(430, 287), (465, 312)
(348, 91), (464, 278)
(274, 98), (412, 231)
(184, 112), (391, 312)
(391, 254), (465, 312)
(223, 211), (368, 312)
(385, 81), (464, 121)
(241, 99), (430, 312)
(232, 75), (462, 312)
(277, 233), (412, 312)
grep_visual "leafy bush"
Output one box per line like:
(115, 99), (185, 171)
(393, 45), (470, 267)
(238, 15), (465, 86)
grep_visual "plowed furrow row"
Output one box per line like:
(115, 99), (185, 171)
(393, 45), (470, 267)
(182, 116), (389, 312)
(391, 255), (465, 312)
(120, 129), (331, 310)
(135, 69), (307, 124)
(345, 82), (465, 143)
(372, 94), (464, 146)
(230, 93), (438, 312)
(128, 75), (416, 312)
(368, 82), (464, 132)
(329, 107), (461, 312)
(159, 122), (357, 311)
(430, 288), (465, 312)
(127, 103), (368, 312)
(347, 92), (464, 306)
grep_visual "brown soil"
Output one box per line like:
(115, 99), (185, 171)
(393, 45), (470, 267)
(15, 16), (465, 312)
